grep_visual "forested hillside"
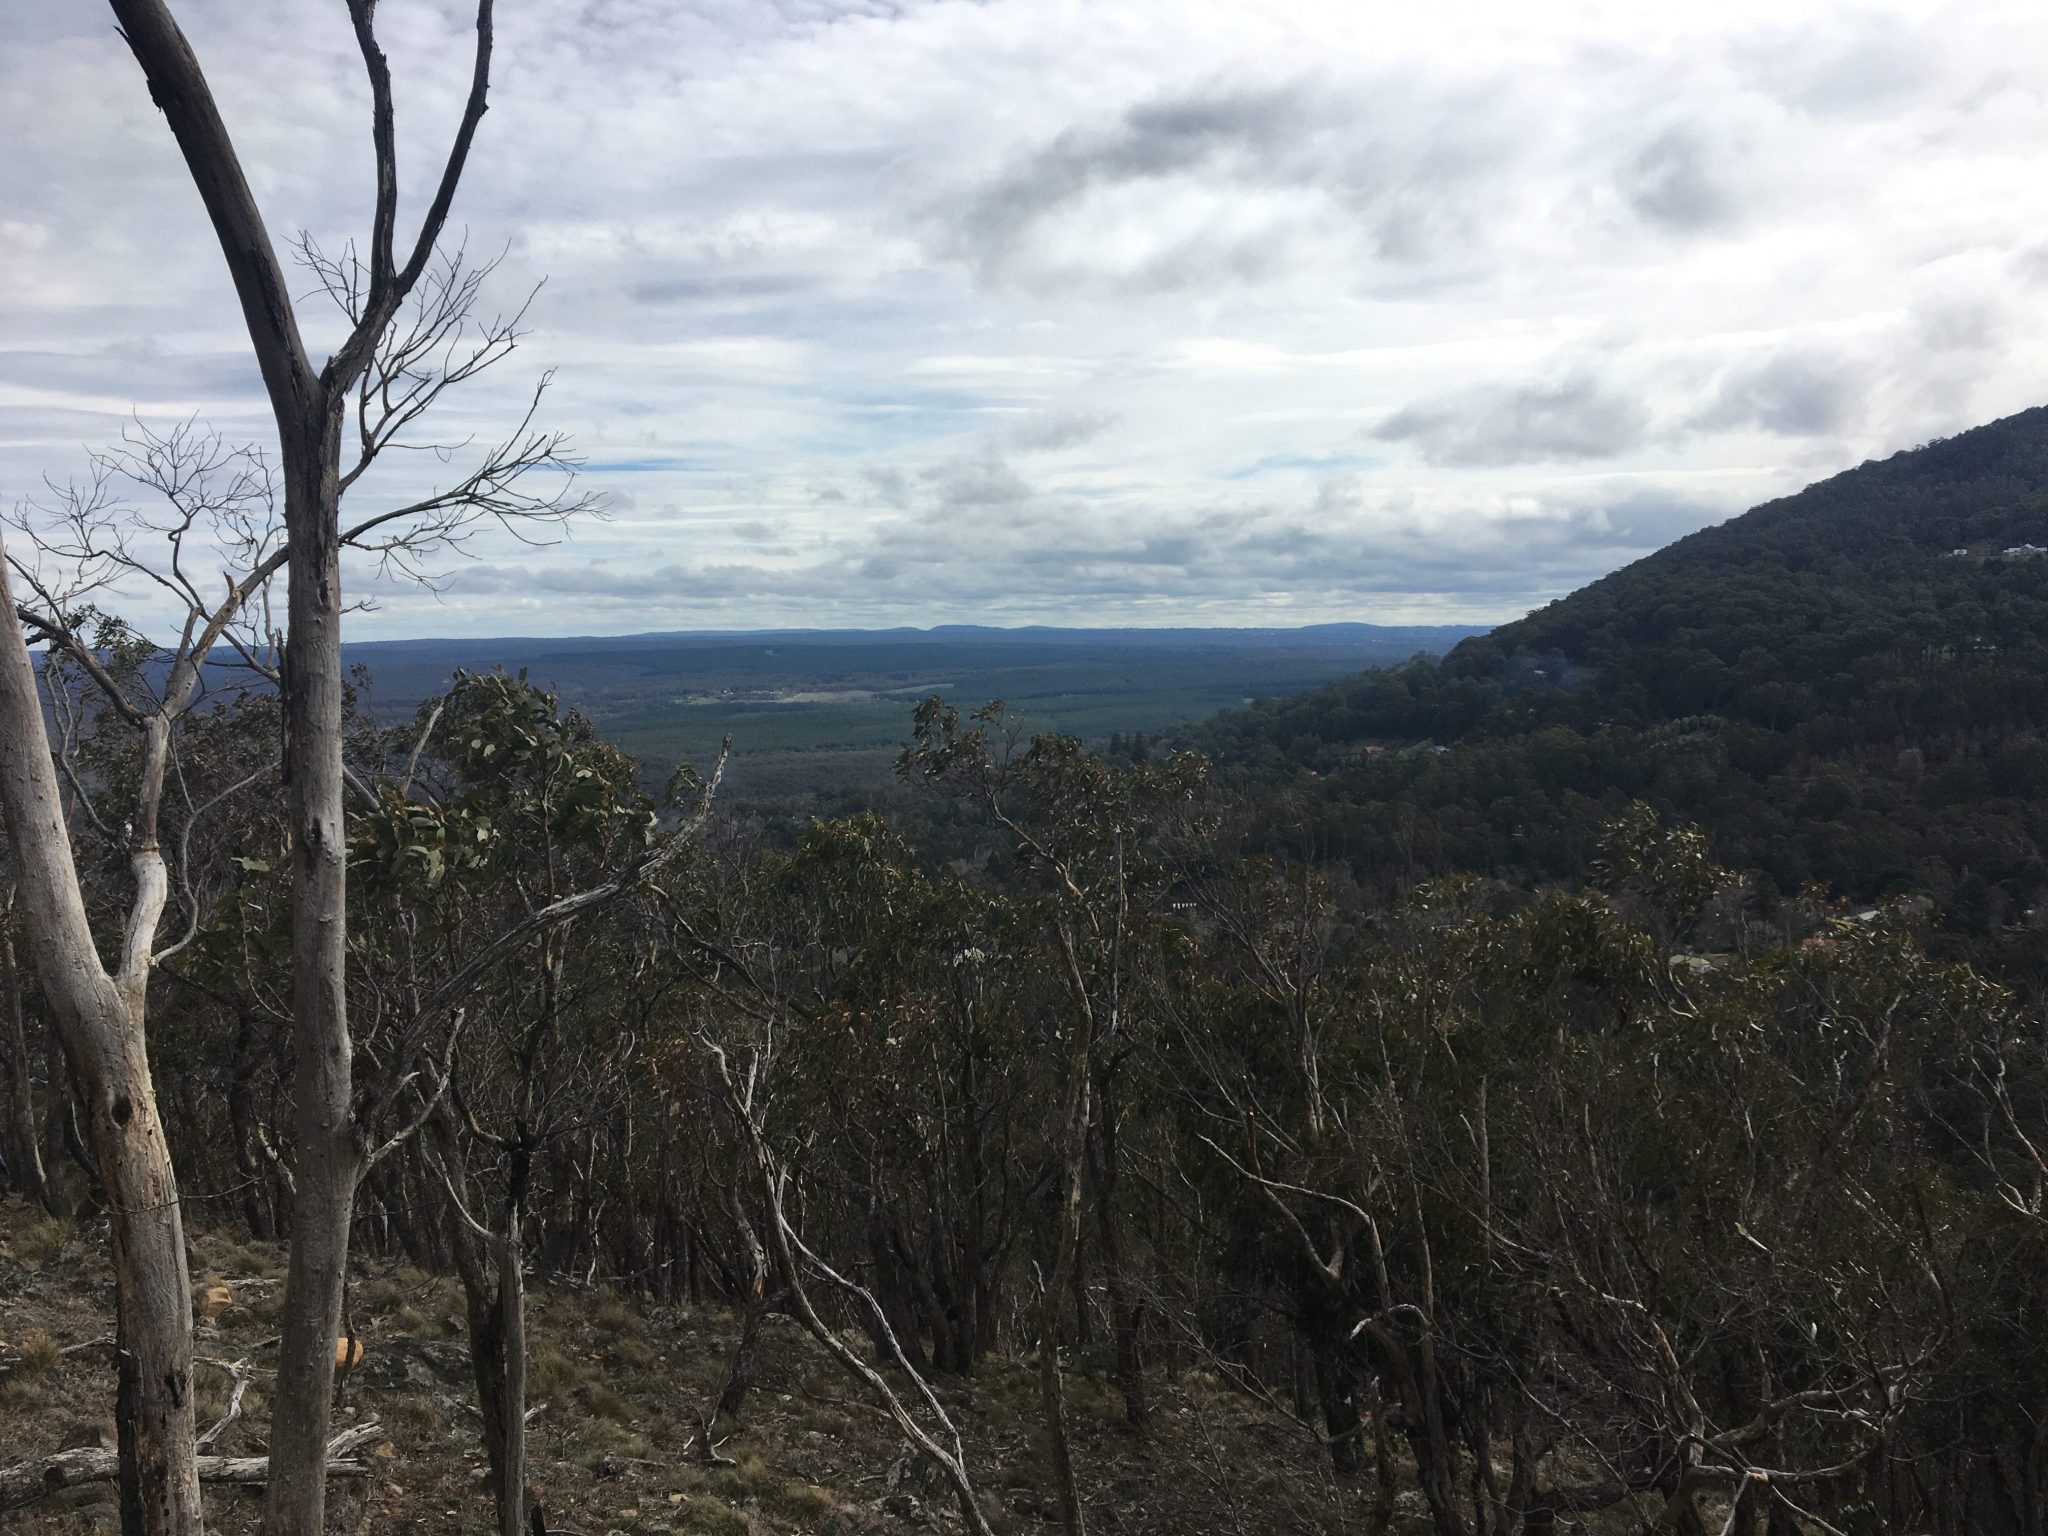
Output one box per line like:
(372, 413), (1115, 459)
(9, 676), (2048, 1536)
(1205, 407), (2048, 968)
(9, 7), (2048, 1536)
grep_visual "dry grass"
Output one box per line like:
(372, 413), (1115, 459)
(377, 1391), (448, 1442)
(13, 1216), (73, 1268)
(565, 1413), (654, 1470)
(385, 1302), (428, 1336)
(605, 1333), (660, 1373)
(752, 1477), (836, 1522)
(665, 1494), (754, 1535)
(579, 1380), (639, 1425)
(590, 1292), (644, 1339)
(0, 1197), (1382, 1536)
(530, 1344), (593, 1403)
(17, 1328), (62, 1376)
(0, 1328), (65, 1410)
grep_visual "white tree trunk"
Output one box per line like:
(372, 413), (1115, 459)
(263, 446), (362, 1536)
(0, 549), (202, 1536)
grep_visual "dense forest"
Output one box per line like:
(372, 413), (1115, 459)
(1202, 410), (2048, 984)
(9, 667), (2048, 1536)
(6, 6), (2048, 1536)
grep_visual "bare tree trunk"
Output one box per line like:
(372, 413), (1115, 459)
(103, 5), (499, 1522)
(263, 425), (363, 1536)
(0, 563), (201, 1536)
(866, 1201), (932, 1373)
(1359, 1317), (1470, 1536)
(438, 1114), (535, 1536)
(693, 1285), (775, 1472)
(1653, 1470), (1709, 1536)
(226, 1012), (277, 1240)
(0, 910), (51, 1208)
(1317, 1353), (1363, 1477)
(1289, 1333), (1315, 1423)
(1037, 1266), (1083, 1534)
(1464, 1395), (1504, 1536)
(495, 1231), (529, 1536)
(101, 1022), (201, 1536)
(1082, 1071), (1148, 1429)
(699, 1171), (774, 1456)
(952, 1013), (994, 1375)
(1040, 1009), (1092, 1536)
(1370, 1377), (1398, 1533)
(1067, 1229), (1094, 1347)
(452, 1224), (532, 1536)
(85, 14), (601, 1533)
(40, 1013), (81, 1217)
(97, 10), (357, 1522)
(1092, 1161), (1147, 1429)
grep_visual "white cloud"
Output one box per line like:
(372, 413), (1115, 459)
(5, 0), (2048, 638)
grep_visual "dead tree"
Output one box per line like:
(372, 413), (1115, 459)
(693, 1160), (783, 1464)
(703, 1034), (999, 1536)
(0, 585), (202, 1534)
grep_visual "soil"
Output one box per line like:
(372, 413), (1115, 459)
(0, 1197), (1376, 1534)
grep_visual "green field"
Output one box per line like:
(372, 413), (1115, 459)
(346, 624), (1479, 799)
(604, 683), (1301, 766)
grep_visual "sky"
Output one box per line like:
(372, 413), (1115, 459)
(5, 0), (2048, 639)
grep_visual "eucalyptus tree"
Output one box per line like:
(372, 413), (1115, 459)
(686, 812), (1045, 1377)
(901, 700), (1209, 1533)
(1170, 804), (2040, 1536)
(103, 3), (596, 1526)
(1, 864), (64, 1212)
(646, 797), (1026, 1530)
(354, 672), (663, 1536)
(0, 430), (296, 1533)
(323, 670), (725, 1536)
(0, 394), (575, 1535)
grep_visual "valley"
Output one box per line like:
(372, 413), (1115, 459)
(346, 623), (1479, 796)
(11, 7), (2048, 1534)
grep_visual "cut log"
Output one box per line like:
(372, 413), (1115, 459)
(0, 1422), (382, 1512)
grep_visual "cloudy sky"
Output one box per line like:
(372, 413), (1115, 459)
(6, 0), (2048, 638)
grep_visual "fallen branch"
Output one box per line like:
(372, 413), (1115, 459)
(196, 1356), (253, 1451)
(0, 1421), (383, 1512)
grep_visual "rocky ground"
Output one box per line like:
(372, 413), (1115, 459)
(0, 1197), (1378, 1534)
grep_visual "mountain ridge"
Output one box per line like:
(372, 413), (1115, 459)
(1201, 403), (2048, 975)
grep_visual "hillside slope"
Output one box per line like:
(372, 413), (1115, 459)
(0, 1201), (1384, 1536)
(1204, 407), (2048, 955)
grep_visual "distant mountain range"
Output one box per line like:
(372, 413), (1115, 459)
(343, 621), (1481, 706)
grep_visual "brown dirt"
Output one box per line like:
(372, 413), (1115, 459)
(0, 1196), (1377, 1534)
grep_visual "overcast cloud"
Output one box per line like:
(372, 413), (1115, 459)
(5, 0), (2048, 637)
